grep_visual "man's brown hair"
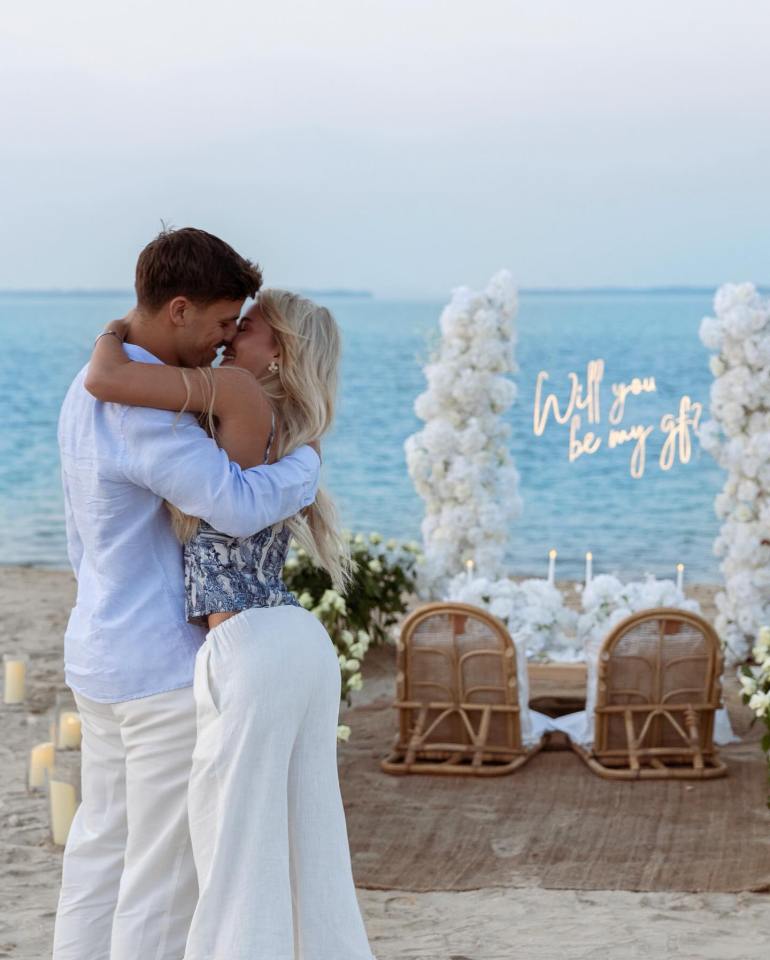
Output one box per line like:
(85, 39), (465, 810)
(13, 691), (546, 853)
(135, 227), (263, 310)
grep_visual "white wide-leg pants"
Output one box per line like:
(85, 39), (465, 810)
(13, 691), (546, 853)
(52, 685), (199, 960)
(185, 605), (375, 960)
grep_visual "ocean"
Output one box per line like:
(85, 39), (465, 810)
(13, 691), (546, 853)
(0, 289), (725, 583)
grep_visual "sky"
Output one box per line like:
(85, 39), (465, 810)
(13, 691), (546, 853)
(1, 0), (768, 297)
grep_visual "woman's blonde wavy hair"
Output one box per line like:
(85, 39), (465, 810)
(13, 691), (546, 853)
(166, 289), (354, 593)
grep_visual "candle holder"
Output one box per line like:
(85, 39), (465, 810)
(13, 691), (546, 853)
(51, 690), (82, 751)
(28, 737), (55, 793)
(45, 754), (81, 846)
(3, 653), (27, 705)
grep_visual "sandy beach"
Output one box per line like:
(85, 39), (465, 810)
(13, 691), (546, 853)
(2, 566), (769, 960)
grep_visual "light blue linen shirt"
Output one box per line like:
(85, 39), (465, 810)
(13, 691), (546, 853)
(58, 343), (320, 703)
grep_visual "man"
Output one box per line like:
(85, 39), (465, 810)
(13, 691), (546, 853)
(52, 228), (321, 960)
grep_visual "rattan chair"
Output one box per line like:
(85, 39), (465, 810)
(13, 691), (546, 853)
(381, 602), (546, 776)
(571, 608), (728, 780)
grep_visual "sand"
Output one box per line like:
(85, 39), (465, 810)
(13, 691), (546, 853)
(1, 566), (769, 960)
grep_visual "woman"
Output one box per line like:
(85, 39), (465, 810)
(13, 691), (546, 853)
(86, 291), (375, 960)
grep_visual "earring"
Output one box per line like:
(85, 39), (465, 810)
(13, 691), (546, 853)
(268, 359), (279, 373)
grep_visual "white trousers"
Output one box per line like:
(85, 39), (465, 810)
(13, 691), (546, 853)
(185, 605), (375, 960)
(52, 685), (199, 960)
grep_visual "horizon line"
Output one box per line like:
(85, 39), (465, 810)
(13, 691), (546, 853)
(0, 284), (767, 298)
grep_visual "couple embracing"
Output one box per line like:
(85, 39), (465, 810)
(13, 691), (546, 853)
(53, 227), (375, 960)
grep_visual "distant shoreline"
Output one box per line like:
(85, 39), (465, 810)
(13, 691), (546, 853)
(0, 286), (767, 298)
(0, 288), (375, 299)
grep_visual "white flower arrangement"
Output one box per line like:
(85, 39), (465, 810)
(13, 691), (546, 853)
(738, 625), (770, 796)
(699, 282), (770, 663)
(405, 270), (522, 599)
(446, 574), (579, 661)
(576, 573), (701, 652)
(443, 571), (699, 665)
(738, 625), (770, 706)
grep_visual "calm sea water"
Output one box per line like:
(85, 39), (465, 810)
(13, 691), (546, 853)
(0, 290), (725, 582)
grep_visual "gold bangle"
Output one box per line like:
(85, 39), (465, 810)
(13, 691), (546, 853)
(94, 330), (123, 346)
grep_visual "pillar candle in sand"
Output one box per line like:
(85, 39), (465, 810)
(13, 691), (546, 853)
(49, 780), (78, 846)
(3, 654), (26, 704)
(57, 712), (82, 749)
(28, 741), (55, 791)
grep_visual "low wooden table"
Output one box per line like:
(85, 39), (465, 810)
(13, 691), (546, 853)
(528, 661), (587, 715)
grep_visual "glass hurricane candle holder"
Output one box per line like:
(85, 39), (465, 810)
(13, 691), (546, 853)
(28, 739), (55, 793)
(3, 653), (27, 705)
(51, 690), (82, 750)
(46, 754), (81, 846)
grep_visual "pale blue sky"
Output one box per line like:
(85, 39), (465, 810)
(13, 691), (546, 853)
(1, 0), (768, 296)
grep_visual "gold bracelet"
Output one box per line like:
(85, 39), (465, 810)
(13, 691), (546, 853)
(94, 330), (124, 346)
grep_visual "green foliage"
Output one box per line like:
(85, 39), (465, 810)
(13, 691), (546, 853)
(283, 531), (420, 705)
(739, 626), (770, 805)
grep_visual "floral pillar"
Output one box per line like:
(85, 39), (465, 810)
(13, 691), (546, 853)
(699, 282), (770, 664)
(405, 270), (522, 598)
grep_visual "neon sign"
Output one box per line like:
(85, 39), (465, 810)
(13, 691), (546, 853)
(533, 359), (702, 478)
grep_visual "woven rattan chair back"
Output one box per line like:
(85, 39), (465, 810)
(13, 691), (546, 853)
(381, 602), (541, 776)
(577, 608), (727, 780)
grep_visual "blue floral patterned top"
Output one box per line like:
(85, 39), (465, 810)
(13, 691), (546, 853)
(184, 411), (300, 625)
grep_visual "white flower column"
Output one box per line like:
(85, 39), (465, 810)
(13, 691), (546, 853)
(405, 270), (522, 598)
(699, 282), (770, 664)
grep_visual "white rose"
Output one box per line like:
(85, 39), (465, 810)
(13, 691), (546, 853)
(748, 690), (770, 716)
(414, 392), (441, 421)
(738, 479), (759, 502)
(699, 315), (723, 351)
(489, 597), (514, 621)
(336, 724), (351, 742)
(439, 304), (472, 339)
(709, 355), (727, 378)
(735, 504), (753, 522)
(739, 673), (758, 697)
